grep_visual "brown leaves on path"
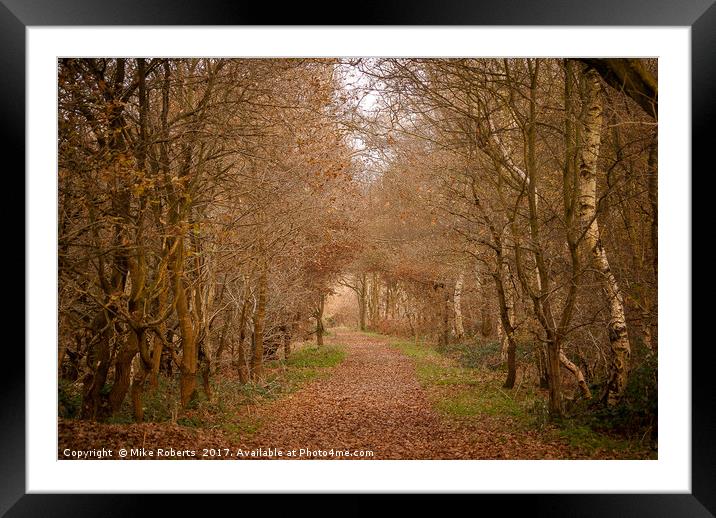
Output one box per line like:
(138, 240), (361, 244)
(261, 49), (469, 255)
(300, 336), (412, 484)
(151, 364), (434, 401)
(234, 330), (580, 459)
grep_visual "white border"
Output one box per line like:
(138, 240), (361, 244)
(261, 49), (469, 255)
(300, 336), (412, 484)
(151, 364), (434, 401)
(27, 27), (691, 492)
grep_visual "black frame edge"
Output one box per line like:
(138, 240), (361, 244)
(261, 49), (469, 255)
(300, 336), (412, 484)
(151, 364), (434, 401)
(8, 0), (712, 515)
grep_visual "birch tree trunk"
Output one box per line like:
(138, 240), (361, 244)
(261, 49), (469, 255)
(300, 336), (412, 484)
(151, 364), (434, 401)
(559, 351), (592, 399)
(578, 67), (631, 406)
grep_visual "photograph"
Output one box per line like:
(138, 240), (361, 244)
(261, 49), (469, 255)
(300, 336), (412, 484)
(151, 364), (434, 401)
(56, 56), (659, 461)
(9, 6), (708, 510)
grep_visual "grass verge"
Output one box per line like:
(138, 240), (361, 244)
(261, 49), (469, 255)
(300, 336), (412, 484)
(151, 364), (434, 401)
(390, 337), (655, 459)
(392, 340), (533, 425)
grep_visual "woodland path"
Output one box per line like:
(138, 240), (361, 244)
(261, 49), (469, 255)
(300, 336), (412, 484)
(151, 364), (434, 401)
(236, 329), (574, 459)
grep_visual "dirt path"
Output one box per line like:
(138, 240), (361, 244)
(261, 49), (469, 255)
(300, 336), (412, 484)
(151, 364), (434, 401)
(235, 329), (575, 459)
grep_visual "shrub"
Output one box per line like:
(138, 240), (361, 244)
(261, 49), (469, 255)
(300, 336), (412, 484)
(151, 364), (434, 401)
(595, 351), (657, 439)
(564, 347), (657, 445)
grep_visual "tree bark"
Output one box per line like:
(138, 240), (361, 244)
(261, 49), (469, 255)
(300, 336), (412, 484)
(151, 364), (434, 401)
(369, 272), (380, 327)
(524, 60), (563, 417)
(283, 324), (292, 360)
(214, 308), (232, 365)
(578, 67), (631, 406)
(358, 275), (367, 331)
(251, 266), (267, 382)
(442, 285), (450, 347)
(559, 351), (592, 399)
(645, 137), (658, 351)
(108, 331), (140, 413)
(131, 361), (149, 422)
(497, 263), (515, 365)
(81, 312), (113, 419)
(453, 272), (465, 340)
(315, 293), (325, 347)
(579, 58), (657, 119)
(169, 236), (198, 408)
(236, 295), (250, 384)
(493, 261), (517, 389)
(647, 138), (658, 280)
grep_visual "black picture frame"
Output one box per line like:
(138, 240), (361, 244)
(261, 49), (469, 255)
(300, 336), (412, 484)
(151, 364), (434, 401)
(8, 0), (708, 513)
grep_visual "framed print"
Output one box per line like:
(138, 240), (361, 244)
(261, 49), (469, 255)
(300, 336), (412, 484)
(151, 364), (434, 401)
(9, 0), (711, 513)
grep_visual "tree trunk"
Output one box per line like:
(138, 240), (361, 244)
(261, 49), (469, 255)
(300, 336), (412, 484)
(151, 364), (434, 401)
(369, 272), (379, 327)
(559, 351), (592, 399)
(358, 273), (367, 331)
(214, 309), (232, 365)
(493, 262), (517, 389)
(131, 361), (149, 422)
(537, 346), (550, 389)
(200, 344), (212, 401)
(169, 236), (198, 408)
(251, 267), (267, 382)
(108, 332), (140, 413)
(164, 329), (175, 378)
(237, 296), (249, 384)
(384, 281), (392, 321)
(645, 137), (658, 351)
(81, 312), (113, 419)
(647, 137), (658, 281)
(480, 306), (492, 337)
(557, 59), (591, 401)
(315, 293), (325, 347)
(578, 67), (631, 406)
(546, 335), (563, 417)
(525, 60), (562, 417)
(497, 263), (515, 365)
(436, 282), (450, 348)
(149, 288), (169, 388)
(148, 332), (164, 389)
(578, 58), (657, 119)
(453, 272), (465, 340)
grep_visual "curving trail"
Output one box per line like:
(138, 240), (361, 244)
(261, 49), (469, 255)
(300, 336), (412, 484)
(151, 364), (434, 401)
(236, 329), (575, 459)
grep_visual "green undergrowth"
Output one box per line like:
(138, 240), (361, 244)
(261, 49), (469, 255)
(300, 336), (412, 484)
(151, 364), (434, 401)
(388, 336), (654, 459)
(550, 420), (649, 456)
(63, 343), (346, 442)
(392, 340), (535, 426)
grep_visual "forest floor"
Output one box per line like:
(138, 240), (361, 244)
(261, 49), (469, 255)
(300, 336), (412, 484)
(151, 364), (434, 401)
(58, 329), (655, 460)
